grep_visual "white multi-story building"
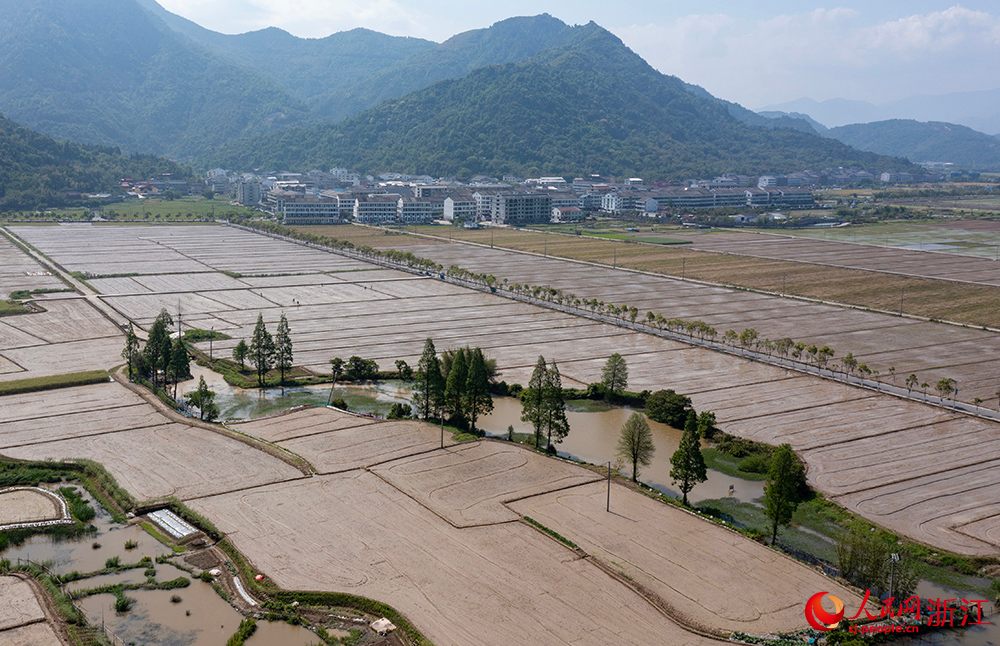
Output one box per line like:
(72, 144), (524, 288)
(354, 194), (401, 224)
(397, 197), (441, 224)
(270, 190), (341, 225)
(234, 180), (262, 207)
(444, 196), (476, 221)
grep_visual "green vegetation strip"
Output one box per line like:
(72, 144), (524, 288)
(0, 370), (109, 396)
(523, 516), (579, 549)
(0, 299), (32, 316)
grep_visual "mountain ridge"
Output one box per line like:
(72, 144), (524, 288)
(202, 24), (913, 179)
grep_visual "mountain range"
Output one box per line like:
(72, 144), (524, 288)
(0, 0), (915, 179)
(760, 91), (1000, 136)
(202, 23), (908, 179)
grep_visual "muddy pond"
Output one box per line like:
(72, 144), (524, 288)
(1, 487), (321, 646)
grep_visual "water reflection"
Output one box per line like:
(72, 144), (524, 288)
(479, 397), (765, 504)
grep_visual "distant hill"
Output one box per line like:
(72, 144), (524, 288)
(135, 0), (435, 121)
(0, 114), (195, 211)
(826, 120), (1000, 170)
(204, 24), (912, 179)
(328, 15), (584, 121)
(756, 111), (828, 134)
(0, 0), (314, 157)
(140, 5), (593, 123)
(761, 89), (1000, 134)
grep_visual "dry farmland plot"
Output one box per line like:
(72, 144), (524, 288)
(375, 240), (1000, 403)
(0, 298), (124, 382)
(0, 576), (47, 630)
(0, 383), (304, 502)
(0, 488), (66, 525)
(10, 223), (1000, 555)
(371, 442), (601, 526)
(0, 232), (65, 297)
(194, 472), (715, 646)
(508, 482), (859, 635)
(193, 413), (855, 643)
(276, 416), (460, 474)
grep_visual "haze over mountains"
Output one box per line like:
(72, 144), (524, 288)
(0, 0), (919, 178)
(760, 90), (1000, 136)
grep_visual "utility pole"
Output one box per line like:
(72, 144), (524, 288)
(209, 326), (214, 361)
(888, 553), (899, 600)
(899, 288), (904, 316)
(682, 257), (686, 279)
(782, 273), (786, 296)
(440, 407), (444, 449)
(607, 461), (612, 512)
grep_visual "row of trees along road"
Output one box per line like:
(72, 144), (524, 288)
(411, 338), (494, 433)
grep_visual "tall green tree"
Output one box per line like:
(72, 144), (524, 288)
(232, 339), (249, 371)
(465, 348), (493, 434)
(413, 338), (444, 420)
(121, 322), (140, 379)
(444, 348), (468, 424)
(274, 312), (293, 384)
(763, 443), (802, 545)
(142, 309), (173, 387)
(249, 313), (274, 388)
(327, 357), (345, 405)
(616, 412), (655, 482)
(542, 361), (570, 450)
(601, 353), (628, 396)
(185, 375), (218, 422)
(521, 355), (548, 449)
(669, 411), (707, 506)
(168, 338), (191, 397)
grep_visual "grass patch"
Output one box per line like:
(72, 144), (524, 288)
(140, 522), (186, 552)
(0, 299), (32, 316)
(702, 448), (768, 481)
(58, 486), (96, 522)
(584, 232), (691, 245)
(184, 328), (232, 342)
(0, 370), (109, 396)
(523, 516), (579, 549)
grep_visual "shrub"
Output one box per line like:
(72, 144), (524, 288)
(737, 452), (771, 474)
(645, 389), (693, 428)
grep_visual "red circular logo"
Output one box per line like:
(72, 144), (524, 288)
(805, 591), (845, 631)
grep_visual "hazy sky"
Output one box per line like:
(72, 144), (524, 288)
(155, 1), (1000, 108)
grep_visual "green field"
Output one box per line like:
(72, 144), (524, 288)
(584, 232), (691, 245)
(0, 198), (257, 222)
